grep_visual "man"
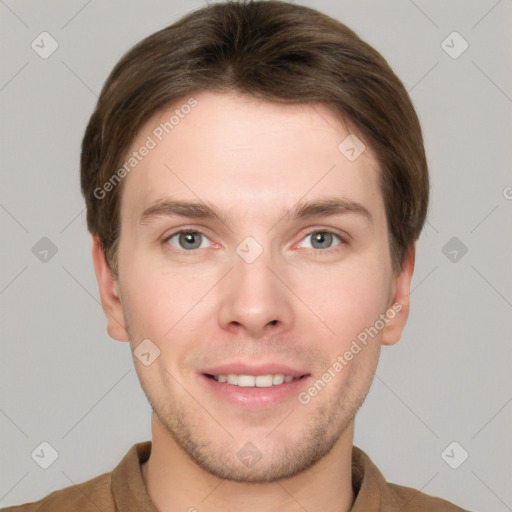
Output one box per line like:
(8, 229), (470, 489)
(4, 1), (467, 510)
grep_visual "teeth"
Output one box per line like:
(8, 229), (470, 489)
(238, 375), (256, 387)
(272, 374), (284, 385)
(255, 375), (273, 387)
(211, 374), (301, 387)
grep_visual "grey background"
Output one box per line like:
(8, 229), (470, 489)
(1, 0), (511, 510)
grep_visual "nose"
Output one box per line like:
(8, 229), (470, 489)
(217, 246), (294, 338)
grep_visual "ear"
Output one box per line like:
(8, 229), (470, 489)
(91, 235), (130, 342)
(381, 243), (416, 346)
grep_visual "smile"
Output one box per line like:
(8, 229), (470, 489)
(205, 374), (305, 387)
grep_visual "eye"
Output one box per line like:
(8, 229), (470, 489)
(164, 230), (212, 251)
(298, 230), (344, 251)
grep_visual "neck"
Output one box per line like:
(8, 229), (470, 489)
(141, 413), (355, 512)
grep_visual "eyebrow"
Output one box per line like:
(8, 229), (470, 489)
(138, 196), (373, 226)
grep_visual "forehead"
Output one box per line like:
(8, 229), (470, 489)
(119, 90), (384, 227)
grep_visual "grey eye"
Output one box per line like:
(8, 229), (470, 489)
(299, 231), (342, 250)
(167, 231), (211, 251)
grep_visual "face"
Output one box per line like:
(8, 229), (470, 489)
(93, 90), (414, 482)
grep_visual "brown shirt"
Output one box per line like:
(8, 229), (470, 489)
(2, 442), (466, 511)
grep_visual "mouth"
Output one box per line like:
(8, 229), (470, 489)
(200, 365), (311, 409)
(204, 373), (308, 388)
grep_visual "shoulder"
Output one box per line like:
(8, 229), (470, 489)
(352, 446), (467, 511)
(1, 442), (150, 512)
(0, 472), (114, 512)
(385, 482), (468, 511)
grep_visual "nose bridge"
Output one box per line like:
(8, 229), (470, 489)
(217, 236), (294, 335)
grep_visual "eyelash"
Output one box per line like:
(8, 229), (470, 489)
(162, 228), (347, 255)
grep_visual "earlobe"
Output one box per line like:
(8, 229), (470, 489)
(381, 244), (416, 346)
(91, 236), (130, 342)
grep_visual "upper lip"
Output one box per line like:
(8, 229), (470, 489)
(202, 362), (309, 378)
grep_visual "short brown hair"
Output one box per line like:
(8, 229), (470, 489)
(81, 0), (429, 277)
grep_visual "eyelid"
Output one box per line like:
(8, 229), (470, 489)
(163, 227), (207, 240)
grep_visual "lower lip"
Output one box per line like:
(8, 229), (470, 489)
(200, 374), (311, 409)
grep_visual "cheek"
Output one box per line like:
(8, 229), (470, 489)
(121, 273), (205, 378)
(121, 263), (201, 343)
(305, 260), (391, 345)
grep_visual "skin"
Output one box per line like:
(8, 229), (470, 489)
(92, 90), (415, 512)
